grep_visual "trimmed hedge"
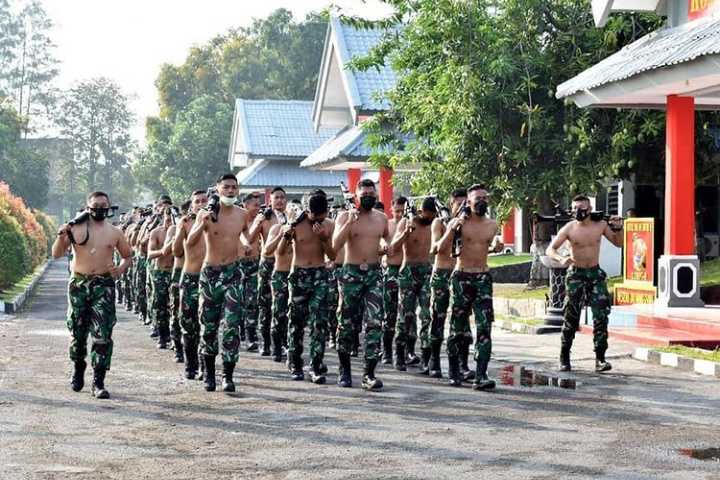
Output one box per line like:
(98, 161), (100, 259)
(0, 182), (51, 290)
(33, 209), (57, 254)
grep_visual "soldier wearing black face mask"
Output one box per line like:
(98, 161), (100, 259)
(52, 191), (133, 400)
(389, 196), (436, 372)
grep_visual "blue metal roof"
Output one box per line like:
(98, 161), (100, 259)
(237, 159), (346, 188)
(332, 16), (398, 112)
(301, 126), (370, 168)
(233, 100), (340, 158)
(557, 16), (720, 99)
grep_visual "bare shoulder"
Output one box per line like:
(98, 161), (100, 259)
(336, 210), (350, 224)
(372, 210), (388, 223)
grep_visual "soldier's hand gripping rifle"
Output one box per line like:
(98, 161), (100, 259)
(339, 181), (356, 211)
(403, 199), (417, 233)
(451, 200), (472, 258)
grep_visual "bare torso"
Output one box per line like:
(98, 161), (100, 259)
(385, 218), (403, 266)
(69, 222), (124, 275)
(150, 226), (174, 270)
(338, 210), (388, 265)
(203, 206), (249, 266)
(456, 217), (497, 271)
(181, 220), (206, 274)
(292, 218), (334, 268)
(432, 219), (455, 270)
(563, 220), (608, 268)
(400, 218), (432, 266)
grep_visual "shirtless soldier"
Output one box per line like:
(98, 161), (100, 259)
(52, 191), (132, 399)
(381, 197), (406, 365)
(187, 174), (261, 392)
(390, 197), (436, 373)
(148, 207), (175, 349)
(333, 179), (391, 391)
(257, 187), (288, 356)
(278, 192), (336, 383)
(263, 210), (293, 363)
(173, 190), (208, 379)
(238, 193), (263, 353)
(546, 194), (623, 373)
(428, 189), (467, 378)
(162, 200), (191, 362)
(439, 184), (503, 390)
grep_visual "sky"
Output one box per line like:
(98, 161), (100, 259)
(39, 0), (392, 143)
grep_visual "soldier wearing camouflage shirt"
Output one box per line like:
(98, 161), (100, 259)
(390, 197), (436, 373)
(546, 194), (623, 373)
(187, 174), (263, 392)
(173, 190), (208, 379)
(52, 191), (132, 399)
(438, 184), (503, 390)
(428, 189), (467, 379)
(278, 191), (336, 384)
(333, 179), (392, 391)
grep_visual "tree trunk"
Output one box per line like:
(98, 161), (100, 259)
(527, 192), (554, 288)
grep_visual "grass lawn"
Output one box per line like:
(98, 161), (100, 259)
(654, 345), (720, 363)
(495, 314), (543, 326)
(494, 283), (548, 300)
(0, 264), (46, 302)
(488, 253), (532, 268)
(701, 258), (720, 286)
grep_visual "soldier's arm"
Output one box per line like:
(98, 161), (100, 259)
(115, 230), (133, 274)
(187, 210), (209, 247)
(603, 221), (624, 248)
(332, 211), (353, 252)
(430, 219), (444, 255)
(389, 218), (410, 253)
(263, 224), (283, 257)
(245, 213), (265, 244)
(546, 224), (572, 265)
(172, 221), (188, 257)
(52, 224), (72, 259)
(437, 218), (461, 252)
(161, 225), (176, 256)
(147, 230), (164, 260)
(320, 219), (336, 261)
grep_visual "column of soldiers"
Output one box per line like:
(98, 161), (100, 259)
(55, 175), (623, 400)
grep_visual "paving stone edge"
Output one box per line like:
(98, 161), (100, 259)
(633, 347), (720, 379)
(2, 260), (52, 315)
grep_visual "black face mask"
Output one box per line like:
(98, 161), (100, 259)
(473, 201), (488, 217)
(574, 208), (589, 221)
(89, 208), (109, 221)
(417, 217), (433, 226)
(359, 196), (376, 211)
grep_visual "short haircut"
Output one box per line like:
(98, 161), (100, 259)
(450, 188), (467, 199)
(271, 186), (286, 195)
(392, 196), (408, 206)
(310, 188), (327, 197)
(157, 194), (172, 205)
(243, 193), (260, 203)
(192, 190), (206, 197)
(87, 191), (109, 203)
(216, 173), (238, 184)
(308, 194), (328, 214)
(290, 199), (302, 205)
(357, 178), (376, 190)
(181, 200), (191, 213)
(572, 194), (590, 203)
(422, 196), (437, 213)
(467, 184), (487, 194)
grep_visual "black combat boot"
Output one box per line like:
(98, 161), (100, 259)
(472, 359), (496, 391)
(271, 330), (283, 362)
(260, 329), (271, 356)
(337, 352), (352, 388)
(394, 344), (407, 372)
(150, 325), (159, 337)
(559, 343), (572, 372)
(310, 362), (326, 385)
(429, 342), (443, 378)
(328, 329), (337, 350)
(197, 353), (205, 381)
(595, 350), (612, 373)
(381, 331), (393, 365)
(91, 368), (110, 399)
(70, 360), (86, 392)
(173, 338), (184, 363)
(406, 338), (420, 366)
(447, 355), (462, 387)
(351, 329), (360, 357)
(240, 321), (246, 343)
(459, 341), (475, 382)
(246, 327), (259, 352)
(290, 356), (304, 381)
(203, 355), (216, 391)
(419, 348), (431, 375)
(222, 362), (236, 392)
(183, 336), (198, 379)
(362, 359), (383, 391)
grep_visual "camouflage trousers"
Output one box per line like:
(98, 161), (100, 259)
(179, 272), (201, 342)
(338, 264), (383, 361)
(382, 265), (400, 341)
(152, 269), (172, 340)
(257, 257), (275, 342)
(447, 271), (494, 362)
(134, 256), (148, 320)
(170, 267), (182, 345)
(271, 270), (289, 350)
(239, 258), (260, 341)
(562, 266), (610, 355)
(325, 266), (340, 337)
(396, 263), (432, 350)
(123, 262), (135, 308)
(146, 264), (156, 326)
(66, 273), (116, 369)
(199, 262), (244, 363)
(288, 267), (329, 369)
(429, 268), (452, 346)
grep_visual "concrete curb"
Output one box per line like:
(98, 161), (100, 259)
(496, 321), (547, 335)
(2, 260), (52, 314)
(633, 347), (720, 378)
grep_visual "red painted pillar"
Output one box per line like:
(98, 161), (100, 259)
(502, 208), (516, 247)
(379, 167), (394, 215)
(347, 168), (361, 206)
(664, 95), (696, 255)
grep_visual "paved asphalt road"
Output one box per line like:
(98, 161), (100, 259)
(1, 259), (719, 479)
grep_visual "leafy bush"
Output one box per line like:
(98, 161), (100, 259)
(0, 182), (47, 267)
(33, 209), (57, 255)
(0, 213), (32, 290)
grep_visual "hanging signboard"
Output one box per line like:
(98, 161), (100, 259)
(689, 0), (720, 20)
(614, 218), (657, 305)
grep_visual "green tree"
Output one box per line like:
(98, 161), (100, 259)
(135, 9), (327, 199)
